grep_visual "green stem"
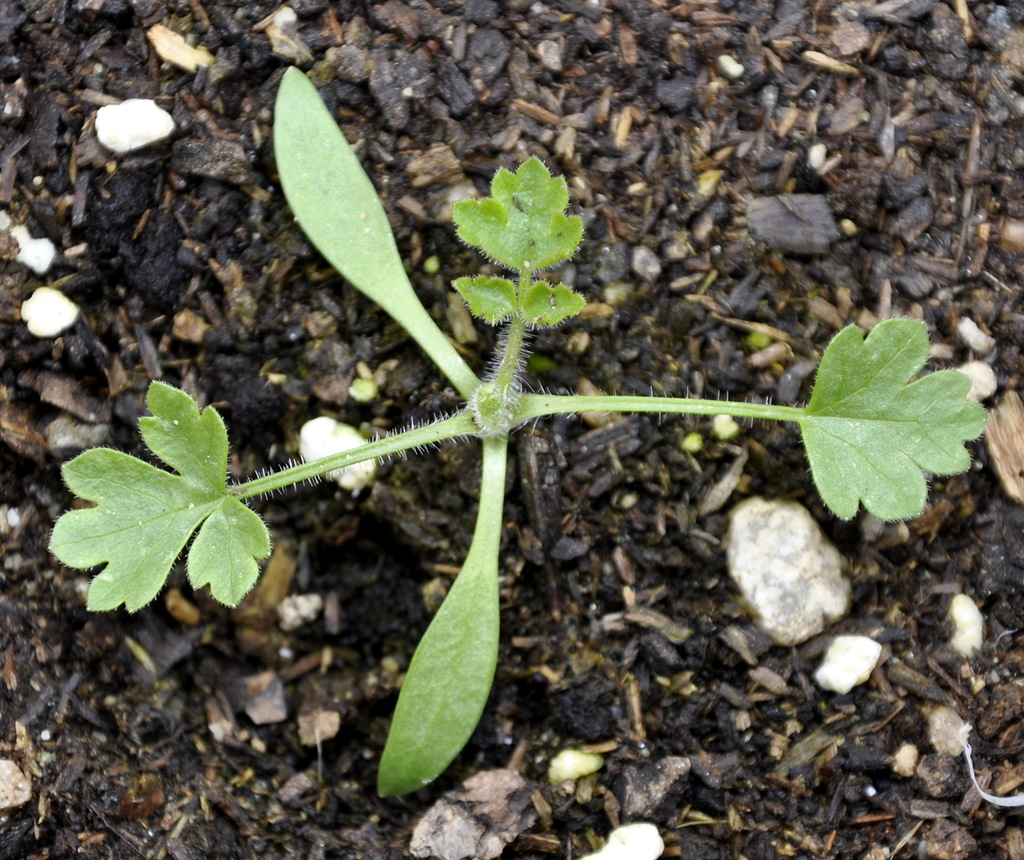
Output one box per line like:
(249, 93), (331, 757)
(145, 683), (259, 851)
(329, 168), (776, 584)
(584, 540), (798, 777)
(494, 313), (527, 396)
(232, 411), (478, 500)
(469, 269), (533, 438)
(514, 393), (807, 426)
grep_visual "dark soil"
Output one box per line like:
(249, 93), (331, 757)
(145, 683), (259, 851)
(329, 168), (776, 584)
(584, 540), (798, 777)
(3, 1), (1024, 858)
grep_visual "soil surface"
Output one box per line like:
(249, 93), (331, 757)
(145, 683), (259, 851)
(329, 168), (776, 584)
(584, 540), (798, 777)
(3, 1), (1024, 858)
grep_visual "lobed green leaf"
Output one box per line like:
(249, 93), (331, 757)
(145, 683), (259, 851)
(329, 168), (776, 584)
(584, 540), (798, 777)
(453, 157), (583, 272)
(522, 280), (586, 326)
(50, 382), (271, 611)
(799, 319), (988, 521)
(452, 275), (518, 324)
(140, 381), (228, 492)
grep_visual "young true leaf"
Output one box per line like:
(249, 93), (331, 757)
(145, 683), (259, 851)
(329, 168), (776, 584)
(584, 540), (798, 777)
(522, 280), (586, 326)
(798, 319), (987, 521)
(50, 381), (271, 611)
(452, 275), (518, 324)
(453, 157), (583, 272)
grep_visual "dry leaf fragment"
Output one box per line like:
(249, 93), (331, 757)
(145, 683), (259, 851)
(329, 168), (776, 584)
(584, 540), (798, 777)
(410, 769), (537, 860)
(984, 391), (1023, 504)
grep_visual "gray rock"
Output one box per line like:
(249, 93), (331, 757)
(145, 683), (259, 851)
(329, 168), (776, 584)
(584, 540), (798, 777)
(727, 497), (849, 646)
(747, 194), (840, 254)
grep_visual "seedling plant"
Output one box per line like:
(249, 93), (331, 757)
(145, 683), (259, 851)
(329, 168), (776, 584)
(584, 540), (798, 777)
(50, 68), (987, 797)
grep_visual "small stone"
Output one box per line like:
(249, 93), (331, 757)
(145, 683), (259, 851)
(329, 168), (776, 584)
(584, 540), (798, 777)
(297, 708), (341, 746)
(617, 757), (691, 817)
(241, 671), (288, 725)
(630, 245), (662, 282)
(831, 20), (871, 55)
(45, 414), (109, 454)
(10, 225), (56, 274)
(298, 417), (377, 492)
(807, 142), (828, 170)
(277, 593), (324, 632)
(410, 769), (536, 860)
(956, 317), (995, 355)
(537, 39), (563, 72)
(171, 137), (255, 186)
(0, 760), (31, 811)
(95, 99), (175, 154)
(717, 54), (745, 80)
(727, 497), (849, 646)
(547, 750), (604, 783)
(654, 77), (695, 112)
(998, 217), (1024, 252)
(747, 195), (840, 255)
(927, 705), (965, 757)
(892, 742), (919, 777)
(954, 360), (995, 405)
(814, 635), (882, 694)
(924, 819), (977, 860)
(948, 594), (983, 657)
(21, 287), (79, 337)
(580, 823), (664, 860)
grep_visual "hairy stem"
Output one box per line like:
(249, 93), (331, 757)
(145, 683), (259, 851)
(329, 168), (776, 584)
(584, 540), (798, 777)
(232, 411), (478, 500)
(470, 269), (533, 437)
(514, 393), (807, 426)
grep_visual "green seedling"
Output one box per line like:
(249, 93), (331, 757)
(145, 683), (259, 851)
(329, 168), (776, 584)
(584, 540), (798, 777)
(50, 67), (987, 796)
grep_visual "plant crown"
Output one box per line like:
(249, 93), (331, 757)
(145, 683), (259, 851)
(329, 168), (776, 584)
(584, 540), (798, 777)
(50, 67), (987, 797)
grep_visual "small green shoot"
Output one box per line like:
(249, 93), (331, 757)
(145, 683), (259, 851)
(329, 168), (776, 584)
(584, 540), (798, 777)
(453, 156), (583, 272)
(49, 68), (987, 798)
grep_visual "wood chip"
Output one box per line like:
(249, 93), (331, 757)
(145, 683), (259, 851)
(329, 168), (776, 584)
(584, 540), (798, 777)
(404, 143), (464, 188)
(147, 24), (214, 72)
(512, 99), (560, 125)
(802, 50), (861, 76)
(985, 391), (1024, 504)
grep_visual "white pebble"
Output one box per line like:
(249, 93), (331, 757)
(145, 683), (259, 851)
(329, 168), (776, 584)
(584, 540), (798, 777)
(808, 143), (828, 171)
(727, 497), (849, 646)
(298, 416), (377, 492)
(547, 750), (604, 783)
(95, 99), (175, 154)
(21, 287), (79, 338)
(892, 742), (919, 777)
(958, 360), (997, 402)
(579, 823), (664, 860)
(957, 317), (995, 355)
(927, 705), (964, 757)
(814, 635), (882, 694)
(717, 54), (745, 80)
(948, 593), (984, 657)
(277, 593), (324, 631)
(0, 760), (31, 811)
(10, 224), (56, 274)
